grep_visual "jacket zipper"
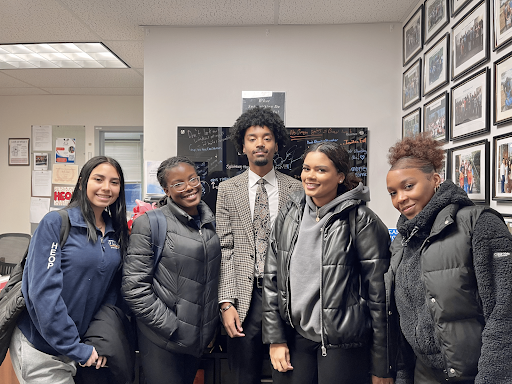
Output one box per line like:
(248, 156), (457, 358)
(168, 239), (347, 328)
(198, 225), (207, 352)
(285, 218), (301, 328)
(319, 212), (335, 357)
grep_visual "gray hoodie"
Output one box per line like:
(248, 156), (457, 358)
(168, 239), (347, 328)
(289, 182), (370, 342)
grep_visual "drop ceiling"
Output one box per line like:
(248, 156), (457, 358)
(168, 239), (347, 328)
(0, 0), (417, 96)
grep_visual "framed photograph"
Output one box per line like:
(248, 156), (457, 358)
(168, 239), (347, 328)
(8, 138), (30, 166)
(449, 139), (489, 204)
(425, 0), (450, 43)
(451, 0), (490, 81)
(404, 6), (424, 66)
(450, 67), (490, 141)
(452, 0), (473, 17)
(402, 108), (422, 137)
(439, 149), (449, 182)
(494, 50), (512, 125)
(500, 213), (512, 234)
(424, 33), (450, 96)
(492, 131), (512, 200)
(424, 91), (449, 141)
(403, 59), (422, 109)
(493, 0), (512, 50)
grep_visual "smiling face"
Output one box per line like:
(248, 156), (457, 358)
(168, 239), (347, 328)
(243, 125), (278, 176)
(301, 151), (345, 207)
(86, 163), (121, 216)
(386, 167), (441, 220)
(163, 163), (202, 216)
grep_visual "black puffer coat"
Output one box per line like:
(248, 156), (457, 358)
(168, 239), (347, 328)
(385, 180), (512, 384)
(262, 190), (391, 377)
(122, 199), (221, 357)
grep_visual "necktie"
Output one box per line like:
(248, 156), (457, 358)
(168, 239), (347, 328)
(254, 178), (270, 277)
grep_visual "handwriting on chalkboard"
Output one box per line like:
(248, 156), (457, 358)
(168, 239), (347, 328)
(177, 126), (368, 212)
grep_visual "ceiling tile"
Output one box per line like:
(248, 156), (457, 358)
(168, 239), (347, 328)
(279, 0), (419, 24)
(0, 72), (33, 87)
(0, 87), (49, 95)
(0, 0), (99, 42)
(104, 41), (144, 68)
(4, 68), (143, 88)
(42, 87), (144, 95)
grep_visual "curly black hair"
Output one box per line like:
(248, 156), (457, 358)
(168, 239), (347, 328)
(230, 106), (290, 153)
(388, 133), (445, 173)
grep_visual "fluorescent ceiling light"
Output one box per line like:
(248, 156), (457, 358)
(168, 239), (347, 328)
(0, 43), (129, 69)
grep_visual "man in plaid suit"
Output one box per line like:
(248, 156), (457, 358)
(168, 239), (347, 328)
(217, 107), (302, 384)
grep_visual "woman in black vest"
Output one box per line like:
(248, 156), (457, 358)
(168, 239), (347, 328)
(385, 134), (512, 383)
(122, 156), (221, 384)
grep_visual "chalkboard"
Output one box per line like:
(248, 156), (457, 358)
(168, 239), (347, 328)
(177, 127), (368, 211)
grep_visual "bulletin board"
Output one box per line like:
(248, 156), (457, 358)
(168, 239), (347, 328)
(30, 125), (86, 233)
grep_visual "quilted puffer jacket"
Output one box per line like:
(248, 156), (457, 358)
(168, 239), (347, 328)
(122, 198), (221, 357)
(262, 190), (391, 377)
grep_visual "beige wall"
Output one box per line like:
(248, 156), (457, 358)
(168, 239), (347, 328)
(144, 24), (403, 227)
(0, 95), (143, 234)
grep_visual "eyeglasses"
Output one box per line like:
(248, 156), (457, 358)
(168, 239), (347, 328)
(169, 177), (201, 192)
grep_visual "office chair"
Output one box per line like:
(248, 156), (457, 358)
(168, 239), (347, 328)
(0, 233), (31, 275)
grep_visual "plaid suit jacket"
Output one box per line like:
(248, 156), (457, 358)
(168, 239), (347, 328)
(216, 169), (302, 323)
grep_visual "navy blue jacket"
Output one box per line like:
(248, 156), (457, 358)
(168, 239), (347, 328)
(18, 206), (121, 364)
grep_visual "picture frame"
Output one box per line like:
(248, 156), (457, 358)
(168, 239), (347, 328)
(402, 108), (422, 137)
(423, 33), (450, 96)
(425, 0), (450, 44)
(403, 58), (422, 109)
(8, 138), (30, 166)
(493, 49), (512, 125)
(404, 6), (424, 66)
(424, 91), (449, 141)
(451, 0), (490, 81)
(492, 131), (512, 200)
(449, 139), (489, 204)
(493, 0), (512, 50)
(450, 67), (490, 141)
(500, 213), (512, 234)
(439, 149), (449, 182)
(452, 0), (473, 17)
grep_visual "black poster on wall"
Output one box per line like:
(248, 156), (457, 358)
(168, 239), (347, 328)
(177, 127), (368, 211)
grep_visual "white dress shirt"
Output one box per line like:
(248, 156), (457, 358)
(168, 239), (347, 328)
(248, 168), (279, 226)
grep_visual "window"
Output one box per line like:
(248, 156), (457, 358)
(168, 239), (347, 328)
(96, 127), (143, 213)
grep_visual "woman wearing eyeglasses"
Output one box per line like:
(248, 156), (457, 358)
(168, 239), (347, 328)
(122, 156), (221, 384)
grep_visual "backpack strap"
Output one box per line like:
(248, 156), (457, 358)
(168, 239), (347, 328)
(57, 209), (71, 248)
(146, 209), (167, 272)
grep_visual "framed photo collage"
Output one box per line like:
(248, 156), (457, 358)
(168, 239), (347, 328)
(402, 0), (512, 205)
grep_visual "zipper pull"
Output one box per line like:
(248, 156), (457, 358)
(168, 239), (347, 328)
(321, 345), (327, 357)
(199, 229), (202, 236)
(401, 226), (419, 247)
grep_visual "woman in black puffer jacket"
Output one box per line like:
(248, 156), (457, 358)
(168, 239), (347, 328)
(262, 142), (392, 384)
(385, 134), (512, 384)
(122, 156), (221, 384)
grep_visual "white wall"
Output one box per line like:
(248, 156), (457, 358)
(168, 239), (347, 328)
(0, 95), (143, 234)
(144, 24), (403, 227)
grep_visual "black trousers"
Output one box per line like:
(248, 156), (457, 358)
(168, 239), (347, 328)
(227, 284), (269, 384)
(271, 330), (371, 384)
(137, 327), (200, 384)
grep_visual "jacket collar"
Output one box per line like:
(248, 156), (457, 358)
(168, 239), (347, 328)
(67, 205), (114, 234)
(164, 197), (215, 228)
(289, 190), (361, 217)
(428, 203), (458, 238)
